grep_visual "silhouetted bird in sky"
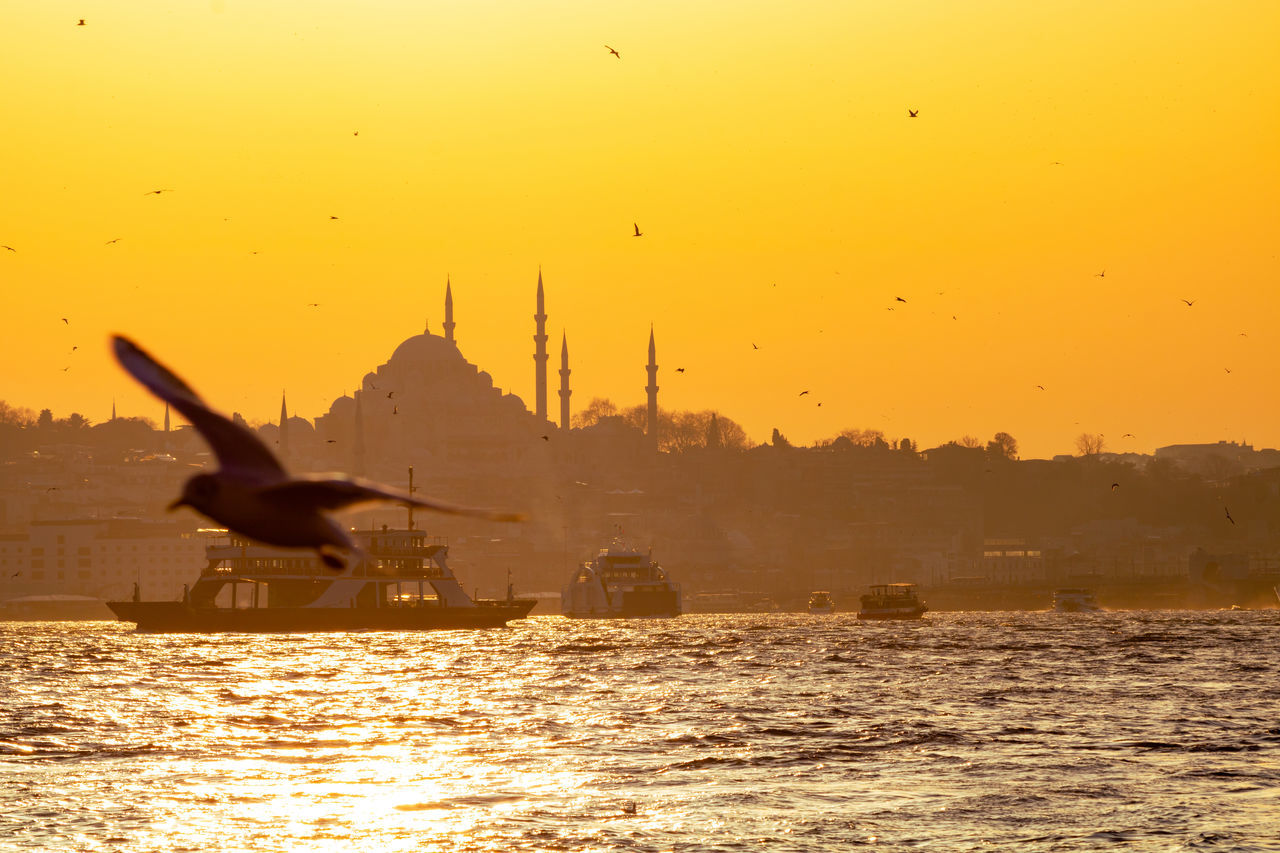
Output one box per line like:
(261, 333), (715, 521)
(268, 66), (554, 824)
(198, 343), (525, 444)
(105, 238), (120, 245)
(353, 131), (358, 136)
(895, 296), (907, 303)
(908, 109), (918, 117)
(325, 439), (337, 444)
(329, 215), (339, 220)
(1111, 483), (1120, 491)
(77, 19), (85, 26)
(1, 245), (14, 252)
(1036, 385), (1045, 391)
(675, 367), (685, 373)
(541, 435), (549, 441)
(143, 189), (172, 195)
(71, 346), (78, 352)
(1181, 299), (1195, 306)
(386, 391), (395, 399)
(752, 343), (759, 350)
(61, 318), (68, 324)
(1095, 270), (1105, 278)
(111, 335), (523, 570)
(1122, 433), (1135, 438)
(1225, 367), (1232, 373)
(799, 390), (809, 396)
(606, 45), (620, 58)
(633, 222), (642, 237)
(1225, 506), (1235, 525)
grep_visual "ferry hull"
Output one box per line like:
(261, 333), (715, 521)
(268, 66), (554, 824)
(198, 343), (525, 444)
(856, 607), (927, 620)
(107, 600), (536, 633)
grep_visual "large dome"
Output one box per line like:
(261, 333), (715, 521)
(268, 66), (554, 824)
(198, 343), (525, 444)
(388, 333), (461, 367)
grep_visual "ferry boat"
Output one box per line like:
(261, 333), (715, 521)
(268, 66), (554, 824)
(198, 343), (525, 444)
(107, 525), (535, 632)
(561, 538), (681, 618)
(857, 583), (927, 620)
(1052, 588), (1102, 613)
(807, 590), (835, 614)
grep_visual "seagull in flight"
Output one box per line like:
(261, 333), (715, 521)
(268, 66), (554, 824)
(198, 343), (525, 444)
(1225, 506), (1235, 525)
(105, 238), (121, 245)
(112, 335), (524, 570)
(605, 45), (620, 58)
(1181, 298), (1195, 306)
(1094, 270), (1106, 278)
(907, 109), (918, 117)
(633, 222), (643, 237)
(799, 390), (810, 397)
(2, 245), (15, 252)
(143, 189), (172, 195)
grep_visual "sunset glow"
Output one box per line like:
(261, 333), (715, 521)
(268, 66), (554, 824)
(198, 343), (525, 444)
(3, 1), (1277, 458)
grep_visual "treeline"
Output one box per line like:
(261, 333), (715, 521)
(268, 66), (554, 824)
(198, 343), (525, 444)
(0, 401), (158, 460)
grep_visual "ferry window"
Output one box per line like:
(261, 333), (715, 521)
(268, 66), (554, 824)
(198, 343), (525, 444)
(32, 548), (43, 556)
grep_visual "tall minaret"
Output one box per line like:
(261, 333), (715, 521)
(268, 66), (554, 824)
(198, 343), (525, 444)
(279, 392), (289, 458)
(646, 326), (659, 448)
(163, 403), (170, 452)
(443, 277), (456, 345)
(353, 392), (366, 477)
(533, 268), (549, 422)
(558, 331), (571, 431)
(111, 399), (117, 422)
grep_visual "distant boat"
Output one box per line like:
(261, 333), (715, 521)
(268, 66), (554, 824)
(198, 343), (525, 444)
(561, 538), (681, 618)
(1052, 588), (1102, 613)
(857, 583), (927, 620)
(808, 590), (835, 614)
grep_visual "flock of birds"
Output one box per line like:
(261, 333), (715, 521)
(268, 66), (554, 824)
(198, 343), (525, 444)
(3, 30), (1250, 557)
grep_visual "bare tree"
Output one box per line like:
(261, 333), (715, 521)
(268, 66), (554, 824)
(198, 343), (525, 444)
(571, 397), (619, 429)
(1075, 432), (1106, 457)
(958, 434), (982, 449)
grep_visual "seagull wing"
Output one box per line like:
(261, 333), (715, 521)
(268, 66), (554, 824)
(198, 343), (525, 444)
(112, 335), (288, 484)
(257, 475), (526, 522)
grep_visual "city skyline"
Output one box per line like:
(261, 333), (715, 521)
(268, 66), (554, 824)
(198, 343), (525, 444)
(2, 2), (1277, 460)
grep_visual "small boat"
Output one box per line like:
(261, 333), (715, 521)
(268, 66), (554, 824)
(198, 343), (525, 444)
(857, 583), (927, 620)
(1052, 588), (1102, 613)
(561, 538), (681, 618)
(808, 590), (835, 614)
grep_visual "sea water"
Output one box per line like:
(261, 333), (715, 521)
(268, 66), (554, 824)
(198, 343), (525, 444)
(1, 611), (1278, 851)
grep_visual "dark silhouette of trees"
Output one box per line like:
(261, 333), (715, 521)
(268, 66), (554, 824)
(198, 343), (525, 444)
(987, 432), (1018, 460)
(571, 397), (618, 429)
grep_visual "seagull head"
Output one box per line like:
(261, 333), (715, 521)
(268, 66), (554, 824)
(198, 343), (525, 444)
(170, 473), (220, 513)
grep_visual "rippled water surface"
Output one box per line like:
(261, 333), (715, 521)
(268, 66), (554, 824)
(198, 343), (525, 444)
(2, 611), (1279, 851)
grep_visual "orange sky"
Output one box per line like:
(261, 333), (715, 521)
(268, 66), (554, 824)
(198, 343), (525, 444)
(2, 1), (1277, 459)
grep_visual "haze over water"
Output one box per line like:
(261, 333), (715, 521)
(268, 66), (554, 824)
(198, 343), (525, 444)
(3, 612), (1278, 851)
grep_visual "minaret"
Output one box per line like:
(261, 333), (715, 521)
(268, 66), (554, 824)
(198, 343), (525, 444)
(533, 268), (549, 422)
(279, 392), (289, 458)
(163, 403), (170, 452)
(111, 399), (117, 421)
(558, 331), (571, 431)
(646, 326), (659, 449)
(443, 277), (456, 345)
(353, 392), (366, 477)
